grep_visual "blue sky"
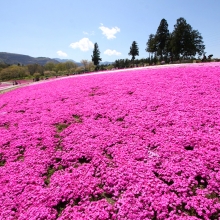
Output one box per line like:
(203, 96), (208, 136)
(0, 0), (219, 62)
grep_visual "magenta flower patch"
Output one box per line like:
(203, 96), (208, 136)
(0, 63), (220, 219)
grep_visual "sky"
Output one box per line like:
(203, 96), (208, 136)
(0, 0), (220, 62)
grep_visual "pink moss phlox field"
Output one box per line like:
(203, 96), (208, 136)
(0, 63), (220, 219)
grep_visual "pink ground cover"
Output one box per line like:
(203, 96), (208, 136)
(0, 84), (10, 88)
(0, 64), (220, 219)
(0, 80), (33, 90)
(15, 79), (33, 84)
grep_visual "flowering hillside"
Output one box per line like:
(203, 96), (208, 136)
(0, 64), (220, 219)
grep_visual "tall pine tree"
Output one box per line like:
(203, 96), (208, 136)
(155, 18), (169, 59)
(91, 43), (102, 68)
(146, 34), (157, 59)
(128, 41), (139, 64)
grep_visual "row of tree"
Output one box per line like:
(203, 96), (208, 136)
(113, 58), (162, 69)
(146, 17), (205, 60)
(0, 60), (97, 81)
(91, 17), (206, 67)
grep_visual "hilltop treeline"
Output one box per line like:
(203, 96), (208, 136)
(114, 17), (206, 66)
(0, 61), (96, 81)
(146, 17), (206, 60)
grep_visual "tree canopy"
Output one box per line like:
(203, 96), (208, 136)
(146, 17), (205, 60)
(171, 18), (205, 58)
(146, 34), (157, 57)
(128, 41), (139, 61)
(155, 18), (169, 58)
(91, 43), (102, 66)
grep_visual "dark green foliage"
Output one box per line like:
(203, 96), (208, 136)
(153, 171), (174, 186)
(146, 34), (157, 57)
(128, 41), (139, 61)
(0, 153), (6, 166)
(15, 146), (25, 161)
(44, 165), (56, 185)
(72, 114), (83, 123)
(89, 192), (115, 205)
(146, 19), (170, 60)
(184, 145), (194, 150)
(205, 192), (219, 200)
(152, 210), (157, 220)
(103, 149), (113, 160)
(164, 33), (173, 59)
(116, 117), (124, 122)
(55, 123), (69, 132)
(0, 122), (10, 129)
(114, 58), (131, 68)
(195, 175), (208, 189)
(16, 156), (24, 161)
(0, 63), (10, 69)
(53, 200), (68, 217)
(114, 58), (151, 68)
(28, 64), (44, 76)
(155, 19), (169, 58)
(210, 212), (220, 220)
(0, 65), (28, 81)
(91, 43), (102, 67)
(78, 156), (91, 164)
(176, 203), (198, 217)
(146, 17), (205, 61)
(171, 17), (205, 59)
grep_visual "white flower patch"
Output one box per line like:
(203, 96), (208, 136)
(0, 112), (7, 115)
(148, 150), (159, 158)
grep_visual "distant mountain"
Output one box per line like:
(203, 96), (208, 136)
(0, 52), (113, 66)
(54, 58), (82, 66)
(0, 52), (59, 65)
(54, 58), (75, 63)
(100, 61), (113, 65)
(54, 58), (113, 66)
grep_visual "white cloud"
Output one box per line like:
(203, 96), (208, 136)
(104, 49), (121, 56)
(57, 50), (68, 57)
(83, 31), (88, 35)
(69, 38), (94, 51)
(99, 24), (120, 39)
